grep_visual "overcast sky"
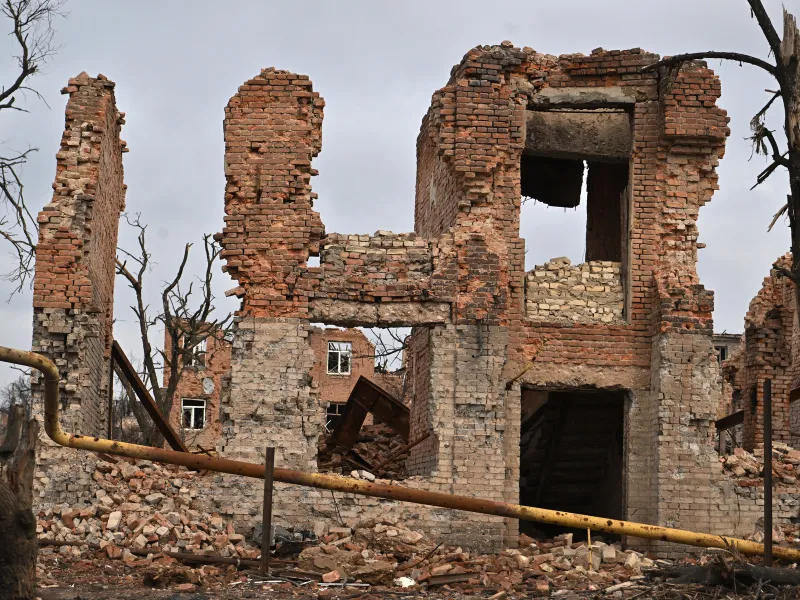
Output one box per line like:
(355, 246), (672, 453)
(0, 0), (793, 388)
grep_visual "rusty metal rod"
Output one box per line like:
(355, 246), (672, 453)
(262, 446), (275, 575)
(5, 345), (800, 562)
(764, 378), (773, 567)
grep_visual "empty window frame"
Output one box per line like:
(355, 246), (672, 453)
(714, 345), (728, 362)
(182, 335), (208, 368)
(182, 398), (206, 430)
(326, 402), (346, 431)
(327, 341), (352, 375)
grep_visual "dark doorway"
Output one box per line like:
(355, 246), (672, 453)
(519, 389), (625, 539)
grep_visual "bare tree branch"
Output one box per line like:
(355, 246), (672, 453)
(115, 214), (231, 447)
(0, 0), (66, 295)
(641, 51), (778, 76)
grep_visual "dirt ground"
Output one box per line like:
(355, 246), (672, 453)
(35, 552), (800, 600)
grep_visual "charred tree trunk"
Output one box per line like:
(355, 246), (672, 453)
(0, 405), (39, 600)
(784, 12), (800, 298)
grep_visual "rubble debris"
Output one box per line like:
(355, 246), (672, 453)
(721, 443), (800, 486)
(318, 423), (410, 478)
(36, 500), (800, 598)
(35, 458), (267, 561)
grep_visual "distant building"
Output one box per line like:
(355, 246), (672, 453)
(165, 325), (403, 449)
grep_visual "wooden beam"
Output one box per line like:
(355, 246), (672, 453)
(111, 340), (188, 452)
(715, 410), (744, 432)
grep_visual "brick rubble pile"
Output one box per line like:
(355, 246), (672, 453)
(35, 457), (677, 595)
(299, 521), (665, 594)
(318, 423), (408, 479)
(721, 443), (800, 486)
(36, 458), (263, 561)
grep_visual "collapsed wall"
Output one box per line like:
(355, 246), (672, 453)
(724, 254), (800, 449)
(31, 73), (127, 506)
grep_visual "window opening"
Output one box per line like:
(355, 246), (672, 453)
(520, 107), (631, 270)
(327, 341), (352, 374)
(325, 402), (346, 431)
(182, 398), (206, 430)
(715, 345), (728, 362)
(183, 335), (207, 368)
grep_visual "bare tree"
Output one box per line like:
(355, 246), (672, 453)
(363, 328), (409, 373)
(642, 2), (800, 308)
(115, 213), (231, 447)
(0, 0), (65, 294)
(0, 3), (64, 598)
(0, 374), (32, 424)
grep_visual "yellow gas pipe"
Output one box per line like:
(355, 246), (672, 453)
(2, 345), (796, 562)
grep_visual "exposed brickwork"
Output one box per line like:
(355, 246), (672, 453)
(724, 255), (795, 450)
(207, 46), (739, 551)
(218, 69), (325, 318)
(525, 258), (623, 324)
(31, 73), (126, 506)
(35, 46), (791, 556)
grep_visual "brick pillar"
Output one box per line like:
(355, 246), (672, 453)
(31, 72), (126, 507)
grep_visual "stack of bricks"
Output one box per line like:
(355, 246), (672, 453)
(525, 258), (623, 324)
(31, 73), (126, 506)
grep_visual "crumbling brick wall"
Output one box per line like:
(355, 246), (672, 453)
(31, 73), (126, 506)
(34, 46), (770, 554)
(725, 254), (795, 450)
(207, 46), (740, 552)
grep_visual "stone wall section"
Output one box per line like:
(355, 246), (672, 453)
(31, 73), (127, 506)
(315, 233), (434, 303)
(525, 258), (623, 324)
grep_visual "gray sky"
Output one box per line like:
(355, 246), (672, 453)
(0, 0), (794, 388)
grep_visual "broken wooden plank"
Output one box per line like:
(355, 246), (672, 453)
(715, 410), (744, 431)
(111, 340), (188, 452)
(332, 376), (409, 449)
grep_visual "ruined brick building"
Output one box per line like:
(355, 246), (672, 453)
(723, 254), (800, 450)
(32, 43), (800, 555)
(163, 326), (403, 448)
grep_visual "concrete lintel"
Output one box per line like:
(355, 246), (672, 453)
(530, 86), (636, 109)
(525, 110), (632, 162)
(309, 299), (451, 327)
(511, 361), (650, 392)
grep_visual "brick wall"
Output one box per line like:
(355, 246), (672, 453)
(724, 255), (794, 450)
(309, 327), (375, 404)
(36, 47), (789, 554)
(525, 258), (623, 324)
(31, 73), (126, 507)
